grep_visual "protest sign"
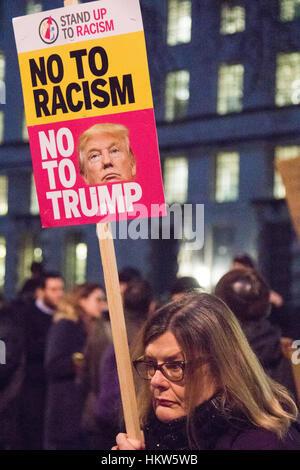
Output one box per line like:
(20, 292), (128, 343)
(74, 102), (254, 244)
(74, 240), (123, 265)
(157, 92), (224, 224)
(276, 156), (300, 241)
(13, 0), (166, 442)
(13, 0), (165, 228)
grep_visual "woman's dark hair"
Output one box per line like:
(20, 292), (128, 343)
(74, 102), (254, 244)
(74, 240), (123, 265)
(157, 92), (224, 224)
(119, 267), (142, 284)
(170, 276), (200, 296)
(232, 253), (255, 269)
(72, 282), (104, 300)
(215, 269), (271, 321)
(124, 279), (153, 318)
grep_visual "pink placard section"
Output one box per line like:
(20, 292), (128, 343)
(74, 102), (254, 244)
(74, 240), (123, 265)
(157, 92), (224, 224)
(28, 109), (166, 228)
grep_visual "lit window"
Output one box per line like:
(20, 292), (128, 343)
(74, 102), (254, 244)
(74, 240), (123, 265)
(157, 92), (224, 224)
(0, 54), (4, 81)
(274, 146), (300, 198)
(17, 234), (42, 287)
(0, 237), (6, 288)
(30, 174), (39, 215)
(64, 234), (87, 287)
(165, 70), (190, 121)
(0, 175), (8, 215)
(33, 247), (43, 262)
(215, 152), (239, 202)
(75, 243), (87, 284)
(220, 4), (245, 34)
(276, 53), (300, 106)
(167, 0), (192, 46)
(218, 64), (244, 114)
(23, 114), (29, 142)
(0, 111), (4, 143)
(177, 241), (209, 289)
(164, 157), (188, 204)
(0, 53), (5, 105)
(280, 0), (300, 21)
(26, 1), (42, 14)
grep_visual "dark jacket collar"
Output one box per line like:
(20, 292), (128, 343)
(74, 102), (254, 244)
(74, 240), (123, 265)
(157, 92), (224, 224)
(143, 394), (250, 450)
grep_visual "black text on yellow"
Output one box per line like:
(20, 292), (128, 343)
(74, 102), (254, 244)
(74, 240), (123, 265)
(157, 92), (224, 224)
(29, 46), (135, 117)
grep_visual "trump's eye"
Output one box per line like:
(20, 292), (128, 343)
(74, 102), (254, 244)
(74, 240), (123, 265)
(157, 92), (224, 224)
(110, 147), (119, 154)
(89, 153), (101, 160)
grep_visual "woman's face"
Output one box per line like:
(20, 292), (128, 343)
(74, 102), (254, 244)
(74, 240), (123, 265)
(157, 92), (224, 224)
(144, 331), (216, 423)
(79, 288), (107, 319)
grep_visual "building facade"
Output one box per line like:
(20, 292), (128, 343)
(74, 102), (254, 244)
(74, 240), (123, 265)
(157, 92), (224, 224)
(1, 1), (300, 317)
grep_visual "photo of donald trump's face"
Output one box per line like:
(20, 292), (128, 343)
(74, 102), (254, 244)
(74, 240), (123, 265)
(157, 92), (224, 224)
(78, 123), (136, 185)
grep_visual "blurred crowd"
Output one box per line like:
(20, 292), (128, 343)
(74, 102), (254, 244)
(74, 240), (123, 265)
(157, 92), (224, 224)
(0, 255), (299, 450)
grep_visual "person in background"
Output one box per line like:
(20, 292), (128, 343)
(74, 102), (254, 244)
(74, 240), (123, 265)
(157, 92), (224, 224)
(113, 293), (300, 450)
(0, 303), (25, 449)
(44, 282), (107, 450)
(0, 292), (5, 309)
(18, 262), (45, 305)
(215, 269), (296, 397)
(78, 289), (111, 450)
(20, 271), (64, 450)
(118, 266), (142, 296)
(96, 279), (153, 449)
(170, 276), (201, 301)
(232, 253), (255, 271)
(232, 253), (283, 308)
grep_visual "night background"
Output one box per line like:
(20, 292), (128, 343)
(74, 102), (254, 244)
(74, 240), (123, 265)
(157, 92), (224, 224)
(0, 0), (300, 333)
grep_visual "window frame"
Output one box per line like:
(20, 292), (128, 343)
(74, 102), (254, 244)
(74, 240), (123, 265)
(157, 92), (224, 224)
(280, 0), (300, 22)
(275, 52), (300, 107)
(165, 69), (190, 121)
(220, 2), (246, 35)
(0, 174), (8, 216)
(214, 151), (240, 203)
(217, 63), (244, 115)
(163, 156), (189, 204)
(167, 0), (192, 46)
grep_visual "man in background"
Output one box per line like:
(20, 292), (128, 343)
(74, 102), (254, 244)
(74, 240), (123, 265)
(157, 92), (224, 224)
(21, 272), (64, 449)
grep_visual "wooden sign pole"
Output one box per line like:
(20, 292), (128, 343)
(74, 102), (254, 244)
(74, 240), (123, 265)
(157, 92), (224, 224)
(96, 222), (142, 441)
(64, 0), (78, 5)
(64, 0), (142, 444)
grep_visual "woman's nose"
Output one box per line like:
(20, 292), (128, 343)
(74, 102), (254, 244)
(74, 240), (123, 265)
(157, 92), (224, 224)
(150, 369), (169, 388)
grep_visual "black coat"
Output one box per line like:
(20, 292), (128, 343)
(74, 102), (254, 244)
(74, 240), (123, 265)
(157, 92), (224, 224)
(44, 318), (86, 450)
(0, 304), (25, 449)
(20, 302), (54, 449)
(23, 302), (53, 384)
(143, 396), (300, 450)
(242, 318), (296, 395)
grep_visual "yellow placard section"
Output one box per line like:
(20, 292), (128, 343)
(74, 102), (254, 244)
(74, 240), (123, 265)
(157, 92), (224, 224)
(18, 31), (153, 126)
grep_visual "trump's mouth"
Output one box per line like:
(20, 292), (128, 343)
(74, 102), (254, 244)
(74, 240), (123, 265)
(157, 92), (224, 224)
(102, 173), (121, 182)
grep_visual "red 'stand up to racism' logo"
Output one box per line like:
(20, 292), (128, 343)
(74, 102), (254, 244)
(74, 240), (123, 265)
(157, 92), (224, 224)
(39, 16), (59, 44)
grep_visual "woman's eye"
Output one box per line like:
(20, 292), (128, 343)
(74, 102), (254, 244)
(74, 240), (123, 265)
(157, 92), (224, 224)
(166, 363), (181, 371)
(145, 361), (154, 368)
